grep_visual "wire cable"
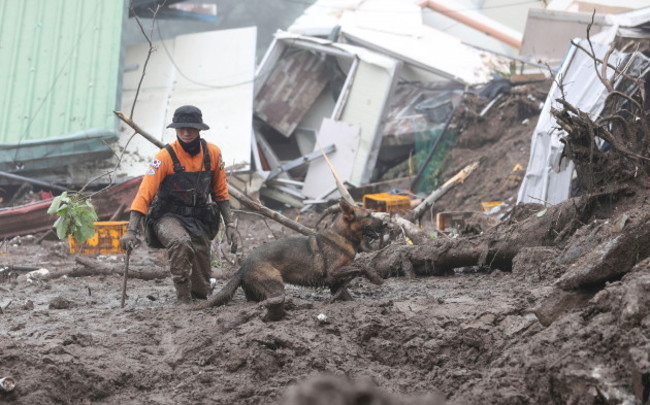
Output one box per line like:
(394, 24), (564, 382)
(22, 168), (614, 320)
(154, 20), (260, 89)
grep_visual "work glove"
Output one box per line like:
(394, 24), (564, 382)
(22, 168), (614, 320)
(225, 225), (239, 253)
(119, 230), (140, 251)
(217, 200), (239, 253)
(119, 210), (144, 251)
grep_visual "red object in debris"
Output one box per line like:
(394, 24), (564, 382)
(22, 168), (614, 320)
(0, 176), (143, 239)
(40, 190), (54, 200)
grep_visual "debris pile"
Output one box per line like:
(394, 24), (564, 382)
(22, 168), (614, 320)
(2, 2), (650, 405)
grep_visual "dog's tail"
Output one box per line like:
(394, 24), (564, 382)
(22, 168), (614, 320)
(193, 268), (243, 310)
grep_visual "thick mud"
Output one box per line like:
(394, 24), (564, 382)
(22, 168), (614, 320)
(3, 199), (648, 405)
(0, 233), (548, 404)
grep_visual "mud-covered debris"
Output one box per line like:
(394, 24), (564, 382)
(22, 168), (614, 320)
(26, 268), (49, 281)
(280, 374), (446, 405)
(21, 300), (34, 310)
(0, 377), (16, 394)
(316, 313), (328, 324)
(629, 346), (650, 403)
(48, 296), (73, 310)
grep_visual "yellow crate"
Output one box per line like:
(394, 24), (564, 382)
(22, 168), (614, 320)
(480, 201), (503, 212)
(363, 193), (411, 214)
(68, 221), (129, 255)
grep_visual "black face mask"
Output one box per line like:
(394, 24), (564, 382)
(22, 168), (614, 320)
(177, 136), (201, 156)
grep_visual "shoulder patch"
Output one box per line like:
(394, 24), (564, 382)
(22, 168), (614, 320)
(146, 167), (156, 176)
(219, 154), (225, 170)
(151, 158), (162, 169)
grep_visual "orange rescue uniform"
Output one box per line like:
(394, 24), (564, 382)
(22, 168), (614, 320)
(130, 139), (229, 215)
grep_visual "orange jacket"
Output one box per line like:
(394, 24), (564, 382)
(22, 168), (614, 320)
(130, 139), (229, 215)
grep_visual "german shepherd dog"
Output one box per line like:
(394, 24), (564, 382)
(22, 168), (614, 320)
(195, 199), (386, 321)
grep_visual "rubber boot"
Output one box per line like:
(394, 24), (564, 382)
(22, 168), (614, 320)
(174, 281), (192, 304)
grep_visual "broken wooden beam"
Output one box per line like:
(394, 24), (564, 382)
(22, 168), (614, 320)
(409, 161), (480, 221)
(267, 144), (336, 180)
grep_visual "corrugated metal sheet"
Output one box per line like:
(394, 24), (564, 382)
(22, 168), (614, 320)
(517, 40), (650, 205)
(254, 48), (329, 137)
(0, 0), (126, 146)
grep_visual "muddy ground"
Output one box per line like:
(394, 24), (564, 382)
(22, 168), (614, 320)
(2, 81), (650, 404)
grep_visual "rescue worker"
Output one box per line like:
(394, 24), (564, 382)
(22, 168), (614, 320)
(119, 105), (240, 303)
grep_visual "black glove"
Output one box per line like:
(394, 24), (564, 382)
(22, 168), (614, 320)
(119, 211), (143, 251)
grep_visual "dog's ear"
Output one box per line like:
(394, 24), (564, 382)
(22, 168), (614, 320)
(339, 199), (356, 221)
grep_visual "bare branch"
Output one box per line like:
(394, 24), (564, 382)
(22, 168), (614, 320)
(570, 40), (639, 84)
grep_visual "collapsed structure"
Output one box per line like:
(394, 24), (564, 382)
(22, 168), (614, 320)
(2, 0), (650, 237)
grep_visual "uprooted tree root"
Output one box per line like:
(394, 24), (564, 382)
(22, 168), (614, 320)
(552, 96), (650, 192)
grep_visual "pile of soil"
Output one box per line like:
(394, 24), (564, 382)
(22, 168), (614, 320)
(2, 79), (649, 404)
(431, 81), (550, 215)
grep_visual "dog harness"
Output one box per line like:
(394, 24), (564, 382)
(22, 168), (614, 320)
(309, 233), (357, 277)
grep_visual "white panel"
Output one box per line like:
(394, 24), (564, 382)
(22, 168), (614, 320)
(340, 60), (395, 185)
(117, 27), (256, 177)
(166, 27), (256, 167)
(302, 119), (360, 199)
(341, 24), (509, 85)
(118, 40), (176, 176)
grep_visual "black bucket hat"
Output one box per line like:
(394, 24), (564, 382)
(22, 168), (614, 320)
(166, 105), (210, 130)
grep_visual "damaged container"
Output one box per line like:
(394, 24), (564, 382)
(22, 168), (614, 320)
(68, 221), (128, 255)
(363, 193), (411, 214)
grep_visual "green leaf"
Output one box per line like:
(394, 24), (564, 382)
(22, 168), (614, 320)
(536, 208), (548, 217)
(55, 216), (71, 240)
(47, 192), (67, 215)
(53, 216), (63, 230)
(48, 194), (98, 241)
(56, 203), (69, 216)
(74, 222), (96, 244)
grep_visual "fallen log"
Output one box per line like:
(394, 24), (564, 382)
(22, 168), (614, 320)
(29, 256), (167, 281)
(355, 195), (587, 278)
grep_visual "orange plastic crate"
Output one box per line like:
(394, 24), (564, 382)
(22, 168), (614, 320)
(363, 193), (411, 214)
(68, 221), (129, 255)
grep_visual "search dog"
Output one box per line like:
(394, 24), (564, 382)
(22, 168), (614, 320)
(194, 199), (385, 321)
